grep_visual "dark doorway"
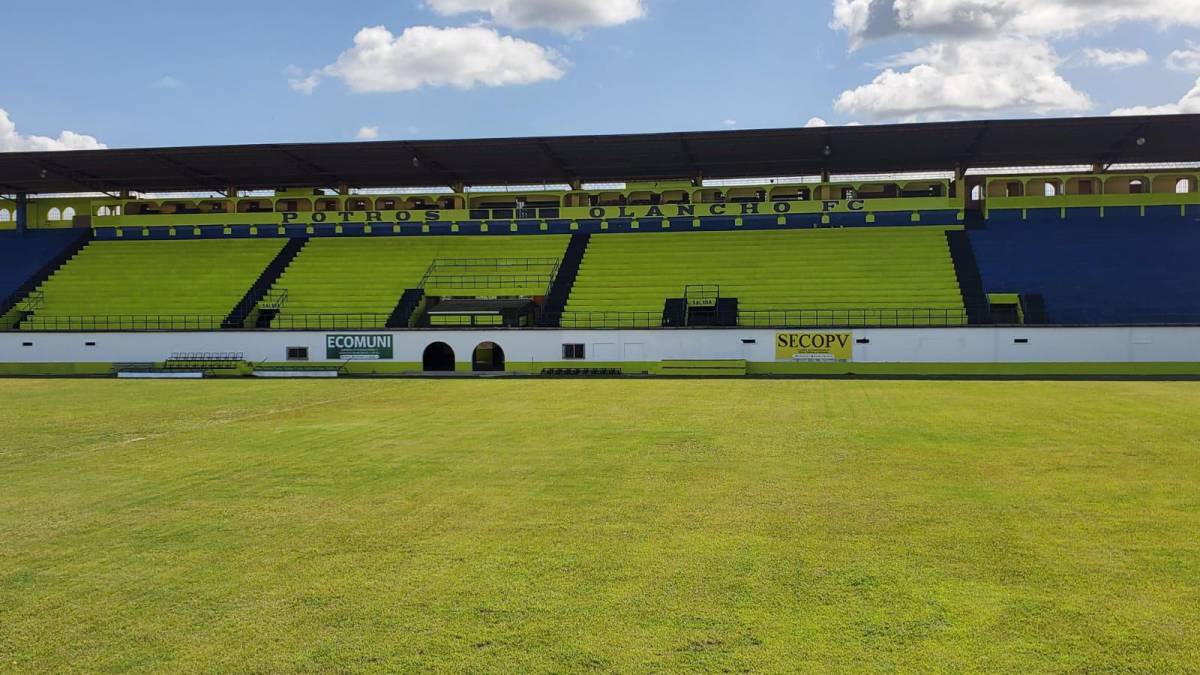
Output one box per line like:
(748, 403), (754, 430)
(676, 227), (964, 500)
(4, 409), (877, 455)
(472, 342), (505, 372)
(423, 342), (456, 372)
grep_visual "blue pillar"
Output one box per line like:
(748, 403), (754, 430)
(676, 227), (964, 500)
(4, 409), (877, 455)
(15, 194), (28, 234)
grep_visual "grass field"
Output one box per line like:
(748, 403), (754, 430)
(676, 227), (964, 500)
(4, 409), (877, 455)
(1, 379), (1198, 673)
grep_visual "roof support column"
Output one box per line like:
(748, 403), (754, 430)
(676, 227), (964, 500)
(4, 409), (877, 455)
(14, 193), (28, 235)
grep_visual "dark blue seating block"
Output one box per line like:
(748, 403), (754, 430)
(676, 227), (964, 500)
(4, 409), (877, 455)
(918, 209), (961, 224)
(1063, 207), (1102, 222)
(828, 212), (869, 227)
(0, 229), (89, 301)
(970, 218), (1200, 324)
(699, 217), (736, 230)
(742, 215), (778, 229)
(871, 211), (914, 227)
(784, 213), (822, 228)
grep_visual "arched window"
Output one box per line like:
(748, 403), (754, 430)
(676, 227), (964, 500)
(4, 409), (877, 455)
(970, 184), (983, 201)
(0, 209), (10, 222)
(114, 205), (122, 216)
(62, 207), (76, 220)
(1177, 178), (1192, 194)
(47, 207), (62, 221)
(1043, 182), (1058, 197)
(97, 206), (111, 217)
(1129, 179), (1145, 194)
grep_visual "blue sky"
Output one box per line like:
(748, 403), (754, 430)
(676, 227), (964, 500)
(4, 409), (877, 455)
(1, 0), (1199, 151)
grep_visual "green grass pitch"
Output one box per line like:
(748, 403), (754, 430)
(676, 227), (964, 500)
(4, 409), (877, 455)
(1, 379), (1198, 672)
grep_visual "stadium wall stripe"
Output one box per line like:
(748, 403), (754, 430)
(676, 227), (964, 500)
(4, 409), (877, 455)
(1, 362), (1199, 378)
(2, 327), (1200, 377)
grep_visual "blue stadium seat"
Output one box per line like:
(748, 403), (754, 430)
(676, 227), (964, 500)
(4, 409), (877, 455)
(0, 229), (90, 304)
(970, 218), (1200, 324)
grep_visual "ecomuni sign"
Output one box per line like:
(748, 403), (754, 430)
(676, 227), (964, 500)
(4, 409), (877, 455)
(326, 334), (394, 360)
(775, 332), (853, 362)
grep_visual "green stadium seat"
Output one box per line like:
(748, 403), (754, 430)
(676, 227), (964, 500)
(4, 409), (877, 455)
(565, 227), (966, 327)
(19, 239), (284, 330)
(269, 236), (569, 329)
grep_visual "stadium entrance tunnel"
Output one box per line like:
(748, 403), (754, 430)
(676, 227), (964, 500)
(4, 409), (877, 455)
(422, 342), (456, 372)
(472, 342), (505, 372)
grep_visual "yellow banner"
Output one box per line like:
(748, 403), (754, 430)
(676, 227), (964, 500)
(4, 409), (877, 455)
(775, 332), (853, 362)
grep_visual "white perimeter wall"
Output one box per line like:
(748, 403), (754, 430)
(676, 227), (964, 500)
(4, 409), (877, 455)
(2, 327), (1199, 365)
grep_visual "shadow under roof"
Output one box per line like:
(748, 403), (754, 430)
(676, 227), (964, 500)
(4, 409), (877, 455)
(1, 114), (1198, 195)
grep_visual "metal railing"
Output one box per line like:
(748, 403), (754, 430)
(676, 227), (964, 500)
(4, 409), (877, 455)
(16, 291), (44, 312)
(421, 274), (556, 290)
(19, 314), (228, 331)
(558, 311), (664, 328)
(556, 307), (973, 329)
(267, 313), (391, 330)
(737, 308), (971, 328)
(427, 257), (561, 269)
(163, 352), (247, 371)
(467, 207), (561, 220)
(419, 257), (560, 296)
(685, 284), (720, 308)
(258, 288), (289, 311)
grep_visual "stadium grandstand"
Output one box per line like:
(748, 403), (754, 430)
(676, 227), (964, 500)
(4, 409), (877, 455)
(1, 114), (1199, 376)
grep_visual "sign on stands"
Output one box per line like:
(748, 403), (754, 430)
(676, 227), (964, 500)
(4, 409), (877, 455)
(325, 334), (394, 360)
(775, 332), (853, 362)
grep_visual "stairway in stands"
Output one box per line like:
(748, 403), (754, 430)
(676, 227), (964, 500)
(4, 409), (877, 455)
(538, 232), (590, 326)
(224, 237), (309, 328)
(944, 230), (990, 324)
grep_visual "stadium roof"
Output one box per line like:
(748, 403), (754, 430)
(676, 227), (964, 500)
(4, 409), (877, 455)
(2, 114), (1199, 195)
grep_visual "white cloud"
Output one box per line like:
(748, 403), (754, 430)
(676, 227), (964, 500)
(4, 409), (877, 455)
(805, 117), (829, 127)
(425, 0), (644, 33)
(0, 108), (106, 152)
(722, 119), (737, 127)
(1166, 42), (1200, 72)
(1112, 76), (1200, 115)
(834, 37), (1091, 120)
(1083, 48), (1148, 69)
(152, 75), (183, 89)
(287, 68), (322, 95)
(833, 0), (1200, 47)
(154, 76), (182, 89)
(356, 126), (380, 140)
(291, 25), (566, 94)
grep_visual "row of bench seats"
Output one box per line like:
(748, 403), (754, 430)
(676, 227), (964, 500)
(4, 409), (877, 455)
(565, 227), (966, 327)
(268, 236), (568, 328)
(18, 240), (283, 330)
(9, 229), (966, 330)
